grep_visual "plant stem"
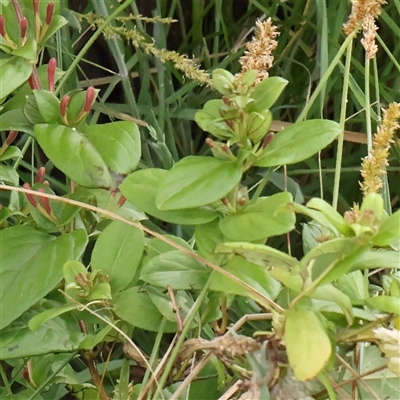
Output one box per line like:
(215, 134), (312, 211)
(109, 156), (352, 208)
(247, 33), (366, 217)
(332, 36), (353, 210)
(249, 167), (273, 204)
(0, 362), (12, 395)
(150, 272), (214, 400)
(365, 57), (372, 151)
(296, 31), (357, 122)
(55, 0), (134, 96)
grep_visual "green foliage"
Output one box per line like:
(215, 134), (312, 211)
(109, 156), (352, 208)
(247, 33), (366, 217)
(0, 0), (399, 399)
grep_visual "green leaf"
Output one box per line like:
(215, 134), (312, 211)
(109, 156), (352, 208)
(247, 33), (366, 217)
(255, 120), (342, 167)
(83, 121), (141, 174)
(0, 56), (33, 100)
(312, 284), (353, 325)
(140, 250), (210, 290)
(248, 76), (288, 113)
(210, 256), (281, 300)
(156, 156), (242, 210)
(2, 63), (64, 112)
(119, 169), (219, 225)
(351, 249), (400, 270)
(0, 146), (22, 161)
(113, 286), (178, 332)
(34, 123), (114, 188)
(146, 286), (194, 326)
(245, 110), (272, 143)
(312, 244), (369, 286)
(24, 183), (81, 231)
(269, 171), (304, 203)
(28, 304), (78, 331)
(373, 209), (400, 247)
(146, 286), (181, 323)
(365, 296), (400, 314)
(215, 242), (298, 270)
(0, 165), (19, 185)
(33, 89), (61, 123)
(63, 260), (88, 284)
(0, 109), (33, 134)
(11, 38), (37, 61)
(91, 220), (144, 292)
(211, 69), (235, 96)
(65, 90), (92, 124)
(0, 305), (87, 359)
(285, 310), (331, 381)
(144, 235), (193, 262)
(285, 201), (340, 236)
(39, 15), (68, 44)
(195, 219), (228, 264)
(195, 99), (233, 140)
(337, 271), (369, 305)
(0, 226), (87, 329)
(306, 197), (352, 236)
(219, 192), (295, 241)
(268, 268), (303, 291)
(300, 237), (356, 271)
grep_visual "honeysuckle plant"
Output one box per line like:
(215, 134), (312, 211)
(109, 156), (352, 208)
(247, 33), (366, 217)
(0, 1), (399, 399)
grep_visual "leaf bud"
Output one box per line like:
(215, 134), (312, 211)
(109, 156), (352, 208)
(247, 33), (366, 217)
(262, 132), (274, 149)
(35, 166), (46, 183)
(23, 183), (37, 207)
(83, 86), (96, 112)
(46, 2), (55, 26)
(60, 95), (71, 122)
(37, 188), (51, 215)
(0, 15), (5, 37)
(212, 69), (235, 96)
(32, 0), (39, 14)
(5, 130), (18, 146)
(361, 193), (384, 219)
(20, 17), (28, 41)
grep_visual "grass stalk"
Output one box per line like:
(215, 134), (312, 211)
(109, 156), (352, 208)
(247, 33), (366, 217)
(55, 0), (134, 95)
(332, 37), (353, 210)
(150, 273), (214, 400)
(296, 31), (357, 122)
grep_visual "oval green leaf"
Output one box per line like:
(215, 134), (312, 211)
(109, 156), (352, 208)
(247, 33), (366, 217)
(0, 56), (33, 100)
(248, 76), (288, 113)
(119, 169), (219, 225)
(34, 123), (114, 188)
(365, 296), (400, 314)
(219, 192), (295, 241)
(113, 286), (177, 332)
(84, 121), (141, 174)
(91, 220), (144, 292)
(0, 226), (87, 329)
(156, 156), (242, 210)
(33, 89), (61, 123)
(215, 242), (298, 270)
(372, 209), (400, 247)
(140, 250), (210, 290)
(255, 120), (341, 167)
(285, 310), (331, 381)
(210, 255), (281, 300)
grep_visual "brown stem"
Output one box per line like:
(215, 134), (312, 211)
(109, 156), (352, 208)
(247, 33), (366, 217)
(85, 353), (110, 400)
(168, 286), (183, 332)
